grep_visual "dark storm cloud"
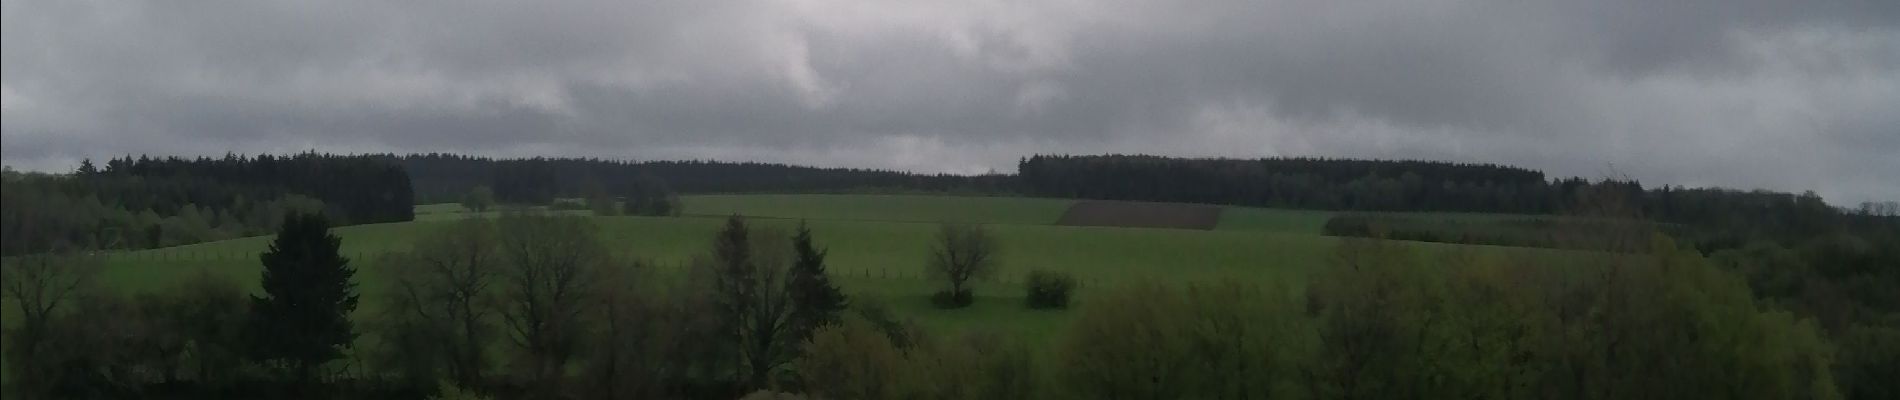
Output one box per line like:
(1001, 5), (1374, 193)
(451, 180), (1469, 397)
(4, 0), (1897, 204)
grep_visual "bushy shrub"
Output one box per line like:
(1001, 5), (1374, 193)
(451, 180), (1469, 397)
(1024, 270), (1075, 309)
(426, 380), (494, 400)
(586, 196), (618, 216)
(798, 317), (905, 400)
(903, 331), (1039, 400)
(930, 290), (973, 309)
(548, 199), (588, 211)
(1056, 281), (1310, 399)
(737, 390), (807, 400)
(853, 300), (923, 349)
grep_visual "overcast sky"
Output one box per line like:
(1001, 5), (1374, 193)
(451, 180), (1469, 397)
(3, 0), (1896, 205)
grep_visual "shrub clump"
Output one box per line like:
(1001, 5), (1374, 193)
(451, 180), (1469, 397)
(1024, 270), (1076, 309)
(548, 199), (589, 211)
(930, 290), (974, 309)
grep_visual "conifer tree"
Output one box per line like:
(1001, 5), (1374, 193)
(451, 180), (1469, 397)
(789, 221), (847, 335)
(247, 212), (359, 382)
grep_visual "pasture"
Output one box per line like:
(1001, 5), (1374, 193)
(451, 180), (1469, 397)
(23, 194), (1588, 345)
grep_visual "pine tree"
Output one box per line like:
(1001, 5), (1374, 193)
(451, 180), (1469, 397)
(788, 221), (846, 334)
(76, 158), (98, 175)
(247, 212), (359, 383)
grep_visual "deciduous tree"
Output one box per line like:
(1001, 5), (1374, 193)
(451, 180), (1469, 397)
(495, 212), (607, 392)
(383, 217), (503, 387)
(926, 223), (999, 308)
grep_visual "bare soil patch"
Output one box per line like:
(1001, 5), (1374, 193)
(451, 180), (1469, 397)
(1056, 200), (1224, 230)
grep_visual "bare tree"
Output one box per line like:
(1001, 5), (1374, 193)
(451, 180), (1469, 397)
(926, 223), (1001, 303)
(0, 253), (102, 384)
(495, 212), (608, 392)
(704, 216), (801, 389)
(583, 263), (667, 400)
(383, 217), (503, 386)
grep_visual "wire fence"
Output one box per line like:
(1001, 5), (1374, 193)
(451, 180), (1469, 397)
(96, 250), (1118, 287)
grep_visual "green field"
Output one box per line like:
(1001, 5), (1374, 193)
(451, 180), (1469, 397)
(16, 194), (1585, 346)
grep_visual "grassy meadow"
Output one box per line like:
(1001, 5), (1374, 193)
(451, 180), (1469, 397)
(24, 194), (1590, 346)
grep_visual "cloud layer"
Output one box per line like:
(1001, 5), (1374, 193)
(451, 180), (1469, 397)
(4, 0), (1897, 204)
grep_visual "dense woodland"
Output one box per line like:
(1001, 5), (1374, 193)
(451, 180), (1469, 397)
(1018, 155), (1879, 235)
(1, 154), (411, 254)
(398, 154), (1013, 205)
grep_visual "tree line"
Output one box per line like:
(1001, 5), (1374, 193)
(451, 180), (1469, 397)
(1, 211), (856, 399)
(12, 151), (1889, 255)
(1018, 154), (1553, 212)
(399, 154), (1014, 205)
(1, 152), (412, 254)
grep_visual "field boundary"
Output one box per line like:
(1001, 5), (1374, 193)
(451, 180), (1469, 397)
(1056, 200), (1225, 230)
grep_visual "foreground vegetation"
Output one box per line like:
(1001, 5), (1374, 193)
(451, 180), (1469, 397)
(4, 208), (1867, 399)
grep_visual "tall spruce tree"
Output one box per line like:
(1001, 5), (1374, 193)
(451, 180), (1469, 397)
(247, 212), (359, 382)
(789, 221), (846, 334)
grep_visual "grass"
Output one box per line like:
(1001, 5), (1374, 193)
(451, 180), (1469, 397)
(1214, 207), (1335, 234)
(87, 216), (1334, 340)
(8, 194), (1597, 359)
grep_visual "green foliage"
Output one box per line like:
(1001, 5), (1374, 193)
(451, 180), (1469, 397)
(902, 331), (1040, 400)
(16, 293), (156, 398)
(246, 212), (359, 380)
(927, 223), (1000, 308)
(737, 390), (809, 400)
(1056, 281), (1309, 399)
(8, 194), (1882, 398)
(788, 222), (848, 340)
(587, 194), (619, 216)
(851, 299), (923, 349)
(162, 270), (251, 387)
(460, 185), (495, 213)
(1023, 270), (1075, 309)
(1307, 240), (1551, 399)
(548, 199), (589, 211)
(799, 316), (1038, 400)
(0, 170), (332, 253)
(623, 174), (682, 217)
(797, 316), (907, 400)
(1835, 319), (1900, 400)
(1712, 241), (1812, 300)
(704, 215), (805, 389)
(929, 290), (973, 309)
(579, 266), (673, 400)
(1303, 235), (1843, 400)
(426, 380), (494, 400)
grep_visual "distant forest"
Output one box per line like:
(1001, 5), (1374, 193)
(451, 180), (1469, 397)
(5, 152), (1895, 254)
(397, 153), (1014, 205)
(1016, 154), (1895, 248)
(2, 154), (411, 254)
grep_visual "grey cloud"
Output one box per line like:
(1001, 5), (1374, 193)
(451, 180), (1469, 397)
(3, 0), (1897, 204)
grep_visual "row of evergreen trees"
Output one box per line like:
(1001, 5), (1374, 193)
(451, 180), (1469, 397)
(0, 154), (412, 254)
(1017, 154), (1551, 212)
(399, 154), (1013, 204)
(1017, 154), (1896, 245)
(85, 153), (414, 223)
